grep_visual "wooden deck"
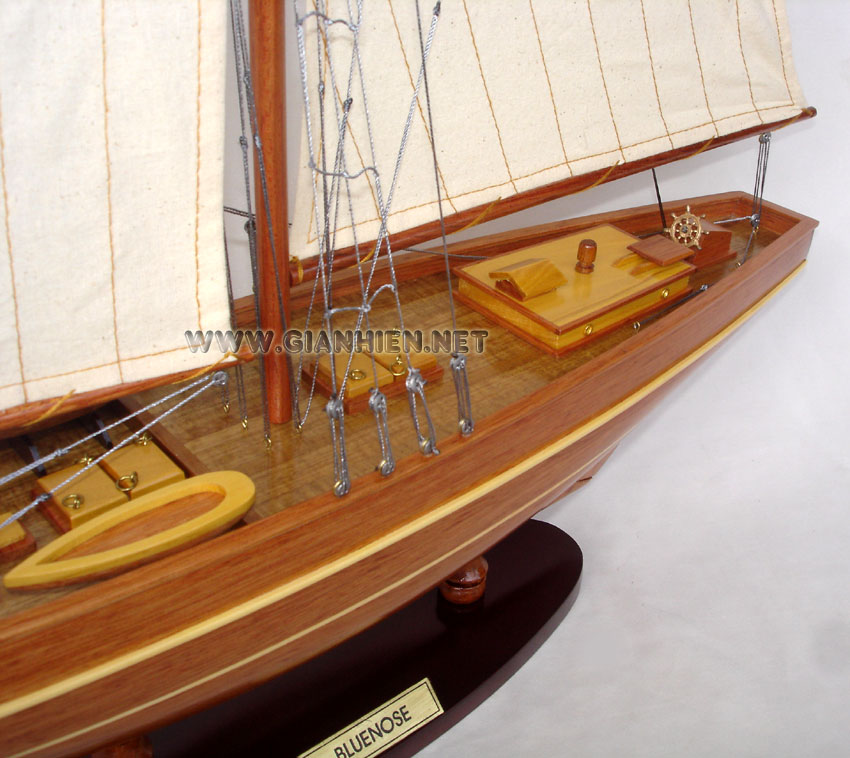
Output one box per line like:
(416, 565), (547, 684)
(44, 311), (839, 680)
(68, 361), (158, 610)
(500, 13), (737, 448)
(0, 200), (775, 623)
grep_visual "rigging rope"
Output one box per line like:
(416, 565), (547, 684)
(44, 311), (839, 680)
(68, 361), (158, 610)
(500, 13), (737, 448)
(293, 0), (444, 493)
(416, 0), (473, 436)
(0, 373), (227, 530)
(741, 132), (771, 263)
(230, 0), (297, 447)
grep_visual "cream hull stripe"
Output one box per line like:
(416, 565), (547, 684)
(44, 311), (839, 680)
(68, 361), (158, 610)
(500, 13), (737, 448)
(2, 263), (804, 757)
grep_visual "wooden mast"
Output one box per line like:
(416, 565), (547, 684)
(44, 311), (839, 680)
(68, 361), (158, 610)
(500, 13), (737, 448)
(249, 0), (292, 424)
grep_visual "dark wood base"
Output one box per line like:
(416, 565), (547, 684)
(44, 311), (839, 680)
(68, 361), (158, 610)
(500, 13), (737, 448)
(91, 735), (153, 758)
(148, 519), (582, 757)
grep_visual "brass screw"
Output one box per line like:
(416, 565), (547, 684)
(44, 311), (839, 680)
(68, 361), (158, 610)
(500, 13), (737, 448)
(584, 324), (594, 336)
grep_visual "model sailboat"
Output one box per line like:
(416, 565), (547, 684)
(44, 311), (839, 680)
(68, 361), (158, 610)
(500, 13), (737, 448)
(0, 1), (817, 756)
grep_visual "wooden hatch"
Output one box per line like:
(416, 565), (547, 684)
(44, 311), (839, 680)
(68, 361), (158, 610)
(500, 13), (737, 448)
(455, 225), (694, 355)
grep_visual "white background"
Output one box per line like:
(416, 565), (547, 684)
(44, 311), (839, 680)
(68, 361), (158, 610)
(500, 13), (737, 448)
(419, 2), (850, 756)
(226, 2), (850, 755)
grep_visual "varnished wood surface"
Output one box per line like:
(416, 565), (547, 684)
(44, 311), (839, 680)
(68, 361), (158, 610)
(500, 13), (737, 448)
(0, 358), (245, 442)
(0, 192), (811, 616)
(249, 0), (292, 424)
(234, 191), (767, 323)
(439, 555), (488, 605)
(63, 493), (223, 560)
(0, 194), (817, 758)
(292, 109), (815, 282)
(0, 515), (36, 563)
(3, 473), (254, 591)
(628, 234), (692, 266)
(456, 226), (693, 333)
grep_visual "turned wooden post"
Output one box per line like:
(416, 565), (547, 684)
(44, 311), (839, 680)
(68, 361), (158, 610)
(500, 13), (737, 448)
(575, 238), (597, 274)
(439, 555), (488, 605)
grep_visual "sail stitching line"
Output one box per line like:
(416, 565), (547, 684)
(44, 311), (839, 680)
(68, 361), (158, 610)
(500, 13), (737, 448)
(193, 0), (205, 330)
(1, 343), (232, 391)
(735, 0), (764, 125)
(686, 0), (719, 137)
(769, 0), (795, 104)
(301, 101), (799, 246)
(639, 0), (673, 150)
(0, 83), (27, 401)
(387, 0), (458, 213)
(528, 0), (572, 172)
(100, 0), (124, 383)
(460, 0), (518, 193)
(585, 0), (626, 164)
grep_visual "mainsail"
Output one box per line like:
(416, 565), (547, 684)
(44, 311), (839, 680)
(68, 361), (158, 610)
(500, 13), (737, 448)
(289, 0), (810, 269)
(0, 1), (232, 425)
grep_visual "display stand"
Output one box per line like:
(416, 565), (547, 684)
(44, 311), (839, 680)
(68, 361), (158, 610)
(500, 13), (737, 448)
(148, 519), (582, 757)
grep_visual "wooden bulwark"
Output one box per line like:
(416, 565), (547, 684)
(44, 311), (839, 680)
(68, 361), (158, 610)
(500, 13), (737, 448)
(0, 193), (816, 758)
(291, 109), (815, 283)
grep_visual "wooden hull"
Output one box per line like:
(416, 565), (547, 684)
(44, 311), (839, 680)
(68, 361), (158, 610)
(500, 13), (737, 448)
(0, 193), (817, 758)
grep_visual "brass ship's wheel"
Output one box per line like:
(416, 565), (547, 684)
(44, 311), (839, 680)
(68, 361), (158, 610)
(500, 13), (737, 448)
(665, 205), (707, 249)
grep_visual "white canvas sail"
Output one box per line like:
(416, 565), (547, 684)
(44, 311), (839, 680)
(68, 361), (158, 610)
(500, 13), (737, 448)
(289, 0), (809, 260)
(0, 1), (231, 417)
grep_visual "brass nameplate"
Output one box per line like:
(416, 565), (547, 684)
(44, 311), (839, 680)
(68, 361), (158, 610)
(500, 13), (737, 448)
(299, 678), (443, 758)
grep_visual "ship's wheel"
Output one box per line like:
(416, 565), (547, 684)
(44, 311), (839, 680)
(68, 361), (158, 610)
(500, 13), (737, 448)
(665, 205), (708, 249)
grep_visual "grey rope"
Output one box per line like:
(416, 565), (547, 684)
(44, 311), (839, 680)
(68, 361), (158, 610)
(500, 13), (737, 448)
(230, 0), (269, 442)
(714, 133), (772, 262)
(231, 0), (297, 445)
(0, 373), (227, 530)
(416, 0), (473, 436)
(222, 226), (249, 426)
(293, 0), (443, 491)
(741, 132), (771, 264)
(0, 373), (219, 492)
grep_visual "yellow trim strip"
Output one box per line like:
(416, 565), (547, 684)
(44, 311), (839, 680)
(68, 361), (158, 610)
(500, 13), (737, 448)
(2, 262), (805, 757)
(8, 445), (617, 758)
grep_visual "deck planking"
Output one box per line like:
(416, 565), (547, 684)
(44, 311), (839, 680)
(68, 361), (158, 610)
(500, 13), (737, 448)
(0, 218), (774, 621)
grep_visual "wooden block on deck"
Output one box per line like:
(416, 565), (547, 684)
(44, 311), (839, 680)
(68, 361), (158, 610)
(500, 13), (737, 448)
(99, 436), (185, 500)
(456, 224), (694, 355)
(488, 258), (566, 300)
(36, 462), (128, 533)
(303, 350), (443, 415)
(0, 512), (36, 563)
(310, 351), (394, 400)
(628, 234), (692, 266)
(371, 349), (438, 377)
